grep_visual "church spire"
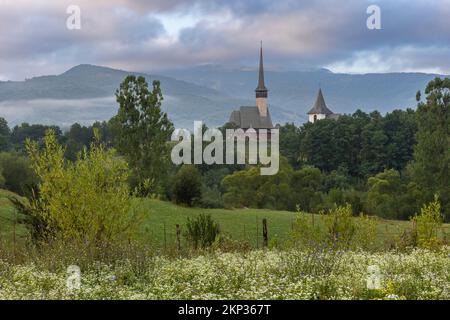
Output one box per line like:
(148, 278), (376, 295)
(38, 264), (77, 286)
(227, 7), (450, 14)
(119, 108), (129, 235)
(255, 42), (268, 117)
(255, 41), (268, 98)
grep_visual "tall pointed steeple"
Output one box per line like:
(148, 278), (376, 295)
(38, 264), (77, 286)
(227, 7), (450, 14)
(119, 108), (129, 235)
(255, 42), (268, 117)
(255, 41), (268, 97)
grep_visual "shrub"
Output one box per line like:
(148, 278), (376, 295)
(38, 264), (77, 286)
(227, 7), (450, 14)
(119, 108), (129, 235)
(172, 165), (202, 207)
(353, 213), (378, 250)
(211, 233), (251, 252)
(290, 206), (324, 248)
(412, 195), (443, 249)
(23, 129), (142, 244)
(185, 214), (220, 249)
(291, 204), (378, 250)
(322, 204), (356, 249)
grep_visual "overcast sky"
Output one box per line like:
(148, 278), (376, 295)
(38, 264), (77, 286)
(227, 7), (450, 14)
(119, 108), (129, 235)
(1, 0), (449, 80)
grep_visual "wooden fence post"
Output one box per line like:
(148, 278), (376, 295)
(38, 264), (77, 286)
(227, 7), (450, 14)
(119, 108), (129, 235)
(163, 222), (167, 251)
(262, 218), (268, 248)
(256, 216), (259, 249)
(13, 208), (16, 264)
(176, 224), (181, 251)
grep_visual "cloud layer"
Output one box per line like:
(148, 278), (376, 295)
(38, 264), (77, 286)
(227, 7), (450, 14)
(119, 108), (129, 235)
(1, 0), (449, 80)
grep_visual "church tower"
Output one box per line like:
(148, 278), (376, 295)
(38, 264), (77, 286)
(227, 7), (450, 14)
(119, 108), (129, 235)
(307, 88), (336, 123)
(227, 44), (274, 130)
(255, 43), (268, 117)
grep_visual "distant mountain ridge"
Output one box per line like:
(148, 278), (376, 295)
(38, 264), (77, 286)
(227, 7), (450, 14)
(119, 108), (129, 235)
(0, 64), (255, 128)
(162, 65), (448, 121)
(0, 64), (447, 128)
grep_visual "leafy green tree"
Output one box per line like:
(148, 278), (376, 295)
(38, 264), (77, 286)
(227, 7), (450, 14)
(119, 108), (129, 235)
(279, 123), (302, 168)
(222, 157), (295, 210)
(408, 78), (450, 221)
(222, 166), (260, 208)
(366, 169), (415, 219)
(291, 165), (323, 212)
(24, 129), (140, 243)
(11, 123), (63, 151)
(322, 167), (352, 192)
(0, 152), (37, 195)
(258, 158), (296, 210)
(172, 165), (202, 206)
(199, 168), (230, 208)
(110, 76), (174, 195)
(382, 109), (417, 171)
(64, 121), (112, 161)
(360, 111), (388, 176)
(65, 123), (93, 160)
(0, 117), (11, 151)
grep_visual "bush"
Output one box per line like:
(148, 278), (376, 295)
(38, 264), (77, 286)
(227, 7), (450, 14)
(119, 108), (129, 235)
(353, 213), (378, 250)
(322, 204), (356, 249)
(172, 165), (202, 206)
(23, 129), (142, 244)
(412, 195), (443, 249)
(185, 214), (220, 249)
(291, 204), (377, 250)
(211, 233), (251, 252)
(290, 207), (324, 248)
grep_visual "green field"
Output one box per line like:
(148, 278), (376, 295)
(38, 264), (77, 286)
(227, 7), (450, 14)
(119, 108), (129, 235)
(0, 190), (28, 245)
(139, 198), (450, 249)
(1, 190), (449, 249)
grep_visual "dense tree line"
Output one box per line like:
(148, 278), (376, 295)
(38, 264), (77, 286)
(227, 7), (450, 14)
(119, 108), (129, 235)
(280, 109), (417, 178)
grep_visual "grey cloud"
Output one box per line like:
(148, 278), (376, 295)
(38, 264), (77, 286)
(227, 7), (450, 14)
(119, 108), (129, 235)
(0, 0), (449, 80)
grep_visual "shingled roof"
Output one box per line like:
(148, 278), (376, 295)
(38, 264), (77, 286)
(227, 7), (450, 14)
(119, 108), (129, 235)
(228, 106), (274, 129)
(307, 89), (334, 115)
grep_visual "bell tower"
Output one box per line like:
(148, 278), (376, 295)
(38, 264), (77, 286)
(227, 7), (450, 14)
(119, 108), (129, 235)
(255, 42), (268, 117)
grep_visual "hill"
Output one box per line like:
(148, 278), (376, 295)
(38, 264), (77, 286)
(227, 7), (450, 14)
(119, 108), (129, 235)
(163, 65), (449, 121)
(0, 64), (254, 128)
(0, 64), (448, 128)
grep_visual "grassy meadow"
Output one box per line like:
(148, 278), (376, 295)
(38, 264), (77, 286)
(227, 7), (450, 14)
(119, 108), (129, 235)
(2, 189), (449, 250)
(139, 199), (419, 249)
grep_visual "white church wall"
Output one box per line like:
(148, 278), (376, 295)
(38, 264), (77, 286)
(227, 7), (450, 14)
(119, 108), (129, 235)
(309, 113), (326, 123)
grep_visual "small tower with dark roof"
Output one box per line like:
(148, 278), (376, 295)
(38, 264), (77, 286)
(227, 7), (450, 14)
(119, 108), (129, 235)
(255, 42), (268, 117)
(307, 88), (337, 123)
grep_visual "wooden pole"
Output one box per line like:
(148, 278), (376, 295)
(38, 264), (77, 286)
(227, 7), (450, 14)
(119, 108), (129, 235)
(256, 216), (259, 249)
(163, 222), (167, 251)
(262, 218), (268, 248)
(13, 208), (16, 263)
(176, 224), (181, 251)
